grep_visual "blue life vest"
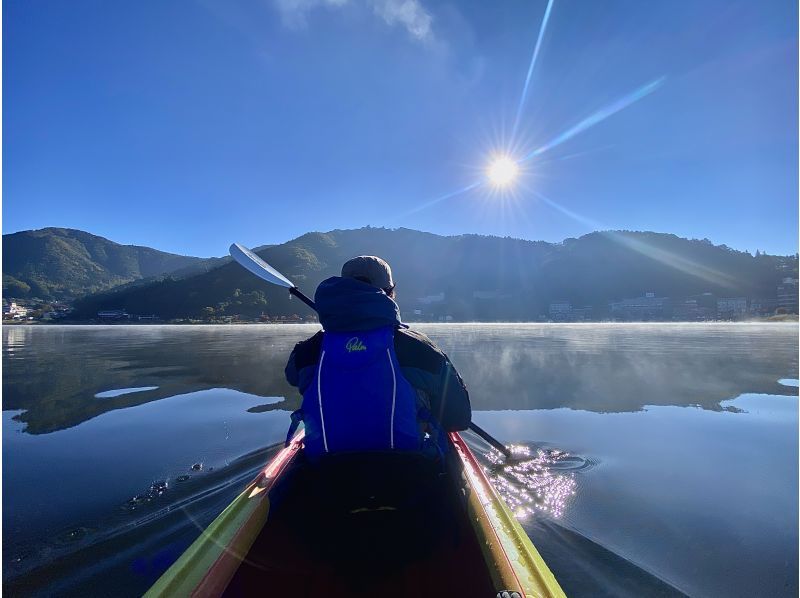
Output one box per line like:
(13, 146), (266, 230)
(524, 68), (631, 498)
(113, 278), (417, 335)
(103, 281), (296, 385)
(294, 326), (421, 460)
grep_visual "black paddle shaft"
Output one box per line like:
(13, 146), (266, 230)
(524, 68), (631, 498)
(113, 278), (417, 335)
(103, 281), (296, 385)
(468, 422), (512, 459)
(289, 286), (317, 311)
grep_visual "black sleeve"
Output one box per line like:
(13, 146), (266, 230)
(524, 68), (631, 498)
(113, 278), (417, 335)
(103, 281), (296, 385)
(285, 331), (323, 389)
(438, 359), (471, 431)
(394, 328), (472, 431)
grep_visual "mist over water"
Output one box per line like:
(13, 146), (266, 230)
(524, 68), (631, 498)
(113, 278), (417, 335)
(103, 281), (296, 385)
(429, 323), (798, 412)
(3, 323), (798, 597)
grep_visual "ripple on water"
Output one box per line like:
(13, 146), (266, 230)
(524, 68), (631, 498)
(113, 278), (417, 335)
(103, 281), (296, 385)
(484, 444), (587, 520)
(121, 480), (169, 512)
(54, 526), (93, 546)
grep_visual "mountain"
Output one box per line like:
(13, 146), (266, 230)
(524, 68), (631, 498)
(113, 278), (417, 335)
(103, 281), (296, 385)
(3, 228), (225, 301)
(71, 227), (798, 321)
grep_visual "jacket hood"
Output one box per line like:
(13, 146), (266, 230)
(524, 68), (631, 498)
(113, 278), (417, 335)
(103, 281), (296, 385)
(315, 276), (405, 332)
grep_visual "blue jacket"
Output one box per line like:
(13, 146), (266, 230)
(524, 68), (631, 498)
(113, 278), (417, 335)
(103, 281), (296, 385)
(285, 277), (471, 433)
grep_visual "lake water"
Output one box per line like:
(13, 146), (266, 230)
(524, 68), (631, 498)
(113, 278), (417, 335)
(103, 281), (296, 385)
(3, 323), (798, 597)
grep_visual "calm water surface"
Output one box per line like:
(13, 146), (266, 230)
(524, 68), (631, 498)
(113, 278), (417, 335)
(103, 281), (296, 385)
(3, 323), (798, 597)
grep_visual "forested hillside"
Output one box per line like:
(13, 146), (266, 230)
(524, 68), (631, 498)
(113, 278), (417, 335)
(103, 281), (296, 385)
(70, 227), (797, 321)
(3, 228), (223, 301)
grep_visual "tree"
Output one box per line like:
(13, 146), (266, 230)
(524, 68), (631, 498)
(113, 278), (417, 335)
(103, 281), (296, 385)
(3, 275), (32, 298)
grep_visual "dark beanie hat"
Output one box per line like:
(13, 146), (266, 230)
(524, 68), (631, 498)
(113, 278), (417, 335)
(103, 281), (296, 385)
(341, 256), (394, 290)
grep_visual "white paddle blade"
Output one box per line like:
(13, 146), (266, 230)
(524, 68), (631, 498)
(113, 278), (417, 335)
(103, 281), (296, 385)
(229, 243), (295, 289)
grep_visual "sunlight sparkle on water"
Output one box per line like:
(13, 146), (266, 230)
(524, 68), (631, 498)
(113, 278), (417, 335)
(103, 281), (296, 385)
(485, 444), (577, 519)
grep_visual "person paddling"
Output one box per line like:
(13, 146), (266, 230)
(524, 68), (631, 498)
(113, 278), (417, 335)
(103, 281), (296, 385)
(284, 256), (471, 460)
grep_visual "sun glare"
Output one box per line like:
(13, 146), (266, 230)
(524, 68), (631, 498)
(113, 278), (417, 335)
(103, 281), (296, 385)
(487, 156), (520, 187)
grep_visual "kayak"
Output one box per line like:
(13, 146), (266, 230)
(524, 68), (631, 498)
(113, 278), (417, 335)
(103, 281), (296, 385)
(145, 431), (565, 598)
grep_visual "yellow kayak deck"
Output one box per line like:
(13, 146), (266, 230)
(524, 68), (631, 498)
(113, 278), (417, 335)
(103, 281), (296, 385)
(146, 431), (565, 598)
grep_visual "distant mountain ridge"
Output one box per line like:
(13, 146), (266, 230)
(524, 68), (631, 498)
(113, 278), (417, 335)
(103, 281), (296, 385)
(65, 226), (797, 322)
(3, 227), (225, 301)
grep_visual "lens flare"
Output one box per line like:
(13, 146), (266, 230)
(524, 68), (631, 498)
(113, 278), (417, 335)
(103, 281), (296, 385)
(487, 156), (520, 187)
(513, 0), (556, 139)
(521, 77), (666, 162)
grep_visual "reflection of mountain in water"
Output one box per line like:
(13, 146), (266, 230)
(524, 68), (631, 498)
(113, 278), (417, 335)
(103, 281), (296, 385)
(3, 323), (797, 434)
(2, 325), (306, 434)
(434, 323), (798, 412)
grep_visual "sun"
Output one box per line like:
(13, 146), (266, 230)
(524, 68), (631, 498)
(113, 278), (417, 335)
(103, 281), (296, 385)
(487, 156), (520, 187)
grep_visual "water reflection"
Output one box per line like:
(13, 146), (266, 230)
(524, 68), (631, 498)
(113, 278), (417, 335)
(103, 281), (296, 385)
(3, 324), (797, 435)
(3, 387), (290, 584)
(95, 387), (160, 399)
(3, 325), (306, 434)
(473, 391), (798, 598)
(432, 323), (798, 412)
(2, 324), (798, 597)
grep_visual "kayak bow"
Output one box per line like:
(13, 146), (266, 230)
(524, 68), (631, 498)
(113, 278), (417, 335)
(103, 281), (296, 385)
(146, 431), (565, 598)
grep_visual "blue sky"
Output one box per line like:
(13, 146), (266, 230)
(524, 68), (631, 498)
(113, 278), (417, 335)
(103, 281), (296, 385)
(4, 0), (797, 257)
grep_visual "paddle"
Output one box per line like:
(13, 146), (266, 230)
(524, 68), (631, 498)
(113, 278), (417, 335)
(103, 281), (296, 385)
(229, 243), (317, 311)
(467, 422), (513, 459)
(229, 242), (514, 460)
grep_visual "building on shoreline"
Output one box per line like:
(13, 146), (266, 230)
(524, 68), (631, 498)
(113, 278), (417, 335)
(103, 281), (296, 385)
(97, 310), (129, 320)
(749, 297), (778, 316)
(3, 302), (28, 320)
(548, 300), (572, 321)
(548, 301), (594, 322)
(610, 293), (670, 321)
(716, 297), (748, 319)
(777, 278), (799, 313)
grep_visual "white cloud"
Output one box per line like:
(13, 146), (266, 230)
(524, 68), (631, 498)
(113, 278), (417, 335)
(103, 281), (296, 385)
(368, 0), (433, 41)
(272, 0), (434, 42)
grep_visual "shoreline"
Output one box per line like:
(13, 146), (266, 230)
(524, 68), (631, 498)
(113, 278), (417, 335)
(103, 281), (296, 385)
(4, 318), (797, 327)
